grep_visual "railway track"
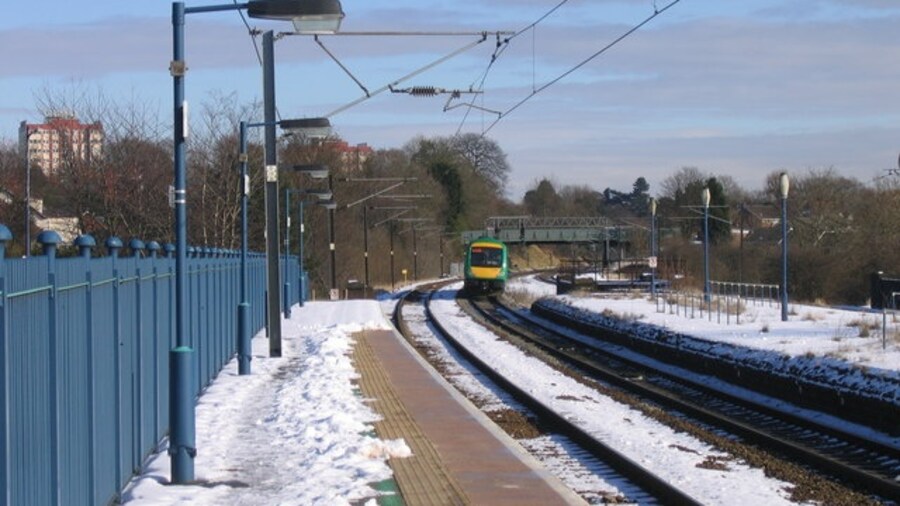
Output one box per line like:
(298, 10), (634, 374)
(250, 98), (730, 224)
(466, 294), (900, 504)
(393, 284), (703, 505)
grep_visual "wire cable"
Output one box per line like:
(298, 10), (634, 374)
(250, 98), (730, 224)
(325, 34), (488, 118)
(453, 0), (569, 135)
(483, 0), (682, 135)
(234, 0), (264, 68)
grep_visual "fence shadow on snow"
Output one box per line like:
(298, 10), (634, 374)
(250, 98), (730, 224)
(0, 226), (299, 505)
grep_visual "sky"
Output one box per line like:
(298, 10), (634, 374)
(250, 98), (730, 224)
(2, 1), (900, 200)
(120, 279), (898, 504)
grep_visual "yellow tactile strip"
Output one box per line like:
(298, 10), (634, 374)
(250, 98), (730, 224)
(353, 331), (469, 506)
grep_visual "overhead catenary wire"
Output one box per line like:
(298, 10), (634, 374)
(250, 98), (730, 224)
(234, 0), (264, 68)
(482, 0), (682, 135)
(323, 34), (490, 118)
(232, 2), (285, 123)
(454, 0), (570, 135)
(315, 35), (370, 97)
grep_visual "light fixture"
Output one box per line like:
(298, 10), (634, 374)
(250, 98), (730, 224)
(280, 117), (332, 139)
(307, 189), (333, 200)
(779, 172), (790, 199)
(248, 0), (344, 33)
(319, 199), (338, 210)
(701, 187), (711, 208)
(293, 164), (330, 179)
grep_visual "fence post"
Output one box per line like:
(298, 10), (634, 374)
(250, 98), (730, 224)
(105, 236), (124, 490)
(74, 233), (96, 503)
(146, 242), (161, 441)
(128, 238), (144, 473)
(37, 230), (62, 505)
(0, 225), (11, 505)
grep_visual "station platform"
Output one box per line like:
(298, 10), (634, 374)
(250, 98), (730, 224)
(353, 327), (586, 505)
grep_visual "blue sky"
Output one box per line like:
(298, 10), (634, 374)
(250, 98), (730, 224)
(2, 0), (899, 199)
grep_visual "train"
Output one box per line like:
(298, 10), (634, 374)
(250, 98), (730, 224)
(463, 237), (509, 295)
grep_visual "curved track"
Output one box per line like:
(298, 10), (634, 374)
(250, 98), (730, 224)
(467, 294), (900, 503)
(393, 285), (703, 505)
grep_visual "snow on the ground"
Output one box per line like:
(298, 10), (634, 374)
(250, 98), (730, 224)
(402, 298), (645, 503)
(513, 275), (900, 409)
(120, 275), (900, 505)
(121, 301), (408, 506)
(509, 275), (900, 372)
(429, 282), (799, 505)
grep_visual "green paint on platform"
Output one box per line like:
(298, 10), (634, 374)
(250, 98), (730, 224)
(372, 478), (405, 506)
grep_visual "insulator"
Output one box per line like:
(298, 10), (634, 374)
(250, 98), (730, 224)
(409, 86), (438, 97)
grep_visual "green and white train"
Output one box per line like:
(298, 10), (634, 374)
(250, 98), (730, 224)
(463, 237), (509, 295)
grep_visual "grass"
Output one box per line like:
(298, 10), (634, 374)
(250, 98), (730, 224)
(501, 288), (541, 308)
(845, 317), (880, 338)
(802, 312), (823, 322)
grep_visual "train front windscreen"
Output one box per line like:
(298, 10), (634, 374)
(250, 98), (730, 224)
(470, 247), (503, 267)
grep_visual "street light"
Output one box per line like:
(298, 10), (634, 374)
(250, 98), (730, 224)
(259, 2), (342, 356)
(327, 173), (337, 299)
(370, 208), (415, 291)
(650, 197), (657, 298)
(285, 187), (331, 314)
(397, 218), (431, 283)
(171, 0), (341, 483)
(249, 0), (345, 33)
(295, 195), (337, 305)
(237, 125), (331, 374)
(22, 129), (36, 257)
(701, 187), (711, 305)
(780, 172), (790, 322)
(281, 118), (333, 139)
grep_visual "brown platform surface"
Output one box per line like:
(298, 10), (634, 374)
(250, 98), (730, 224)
(354, 328), (585, 506)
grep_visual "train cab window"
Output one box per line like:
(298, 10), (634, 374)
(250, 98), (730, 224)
(470, 247), (503, 267)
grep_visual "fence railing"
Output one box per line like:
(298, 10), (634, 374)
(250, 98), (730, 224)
(0, 228), (299, 506)
(653, 281), (783, 325)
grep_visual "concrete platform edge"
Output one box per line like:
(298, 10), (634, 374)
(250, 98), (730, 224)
(378, 310), (588, 506)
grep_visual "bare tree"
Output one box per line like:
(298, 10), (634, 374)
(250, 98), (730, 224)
(449, 133), (510, 194)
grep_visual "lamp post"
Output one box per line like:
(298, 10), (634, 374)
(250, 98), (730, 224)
(701, 187), (711, 305)
(237, 121), (251, 376)
(779, 172), (790, 322)
(390, 223), (395, 290)
(413, 224), (418, 281)
(328, 173), (337, 299)
(650, 197), (657, 298)
(285, 187), (332, 310)
(238, 123), (329, 371)
(260, 1), (343, 353)
(298, 193), (337, 305)
(396, 218), (431, 282)
(170, 0), (342, 483)
(23, 130), (36, 257)
(370, 207), (415, 292)
(364, 205), (369, 290)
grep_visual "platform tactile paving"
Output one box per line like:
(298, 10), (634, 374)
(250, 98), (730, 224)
(354, 331), (468, 506)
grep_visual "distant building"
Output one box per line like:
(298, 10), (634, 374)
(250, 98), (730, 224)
(331, 140), (373, 170)
(0, 191), (81, 244)
(18, 114), (104, 176)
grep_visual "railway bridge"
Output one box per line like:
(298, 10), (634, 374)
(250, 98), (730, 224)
(461, 216), (634, 246)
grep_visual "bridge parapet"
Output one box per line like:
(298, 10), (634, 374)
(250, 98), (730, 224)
(485, 216), (615, 230)
(462, 223), (629, 245)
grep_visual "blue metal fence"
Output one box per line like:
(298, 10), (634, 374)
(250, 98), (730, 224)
(0, 229), (299, 506)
